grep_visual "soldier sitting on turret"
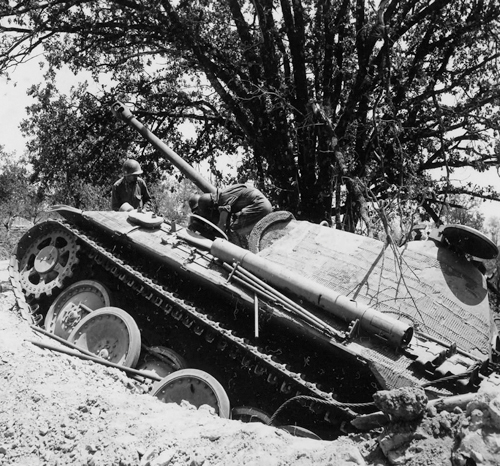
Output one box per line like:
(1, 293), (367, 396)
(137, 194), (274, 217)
(188, 184), (272, 236)
(111, 159), (152, 212)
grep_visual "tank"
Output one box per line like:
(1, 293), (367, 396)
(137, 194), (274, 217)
(8, 101), (500, 439)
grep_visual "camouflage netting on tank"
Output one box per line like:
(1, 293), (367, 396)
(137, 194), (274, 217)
(257, 221), (491, 359)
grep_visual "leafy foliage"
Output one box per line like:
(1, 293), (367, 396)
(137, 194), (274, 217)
(0, 147), (41, 257)
(2, 0), (500, 232)
(485, 216), (500, 245)
(439, 194), (485, 231)
(150, 177), (197, 226)
(19, 82), (131, 208)
(0, 148), (38, 223)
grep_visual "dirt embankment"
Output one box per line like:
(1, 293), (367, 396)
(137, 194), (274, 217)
(1, 261), (500, 466)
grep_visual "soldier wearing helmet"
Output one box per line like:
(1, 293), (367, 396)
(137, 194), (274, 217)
(188, 184), (272, 234)
(111, 159), (152, 212)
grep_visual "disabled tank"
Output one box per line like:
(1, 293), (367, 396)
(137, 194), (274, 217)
(8, 101), (500, 439)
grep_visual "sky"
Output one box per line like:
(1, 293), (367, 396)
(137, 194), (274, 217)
(1, 57), (94, 156)
(1, 58), (500, 221)
(446, 167), (500, 221)
(0, 59), (39, 156)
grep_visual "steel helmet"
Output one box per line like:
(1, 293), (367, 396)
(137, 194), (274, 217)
(188, 193), (200, 211)
(122, 159), (143, 176)
(188, 193), (213, 215)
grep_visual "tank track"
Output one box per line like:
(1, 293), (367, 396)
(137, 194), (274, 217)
(9, 220), (365, 423)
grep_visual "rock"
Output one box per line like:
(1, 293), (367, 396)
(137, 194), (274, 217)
(189, 451), (206, 466)
(150, 448), (176, 466)
(452, 430), (498, 466)
(0, 281), (13, 292)
(469, 408), (485, 431)
(488, 395), (500, 430)
(378, 423), (424, 457)
(373, 387), (428, 421)
(478, 372), (500, 398)
(351, 412), (390, 431)
(484, 431), (500, 453)
(140, 446), (159, 466)
(38, 423), (49, 436)
(466, 394), (490, 416)
(450, 388), (500, 465)
(198, 404), (216, 416)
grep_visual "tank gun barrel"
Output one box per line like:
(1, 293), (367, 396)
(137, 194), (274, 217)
(111, 101), (216, 194)
(211, 238), (414, 348)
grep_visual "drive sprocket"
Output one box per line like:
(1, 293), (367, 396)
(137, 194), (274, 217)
(18, 224), (80, 298)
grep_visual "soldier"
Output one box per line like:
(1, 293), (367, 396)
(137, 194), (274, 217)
(111, 159), (152, 212)
(188, 184), (272, 234)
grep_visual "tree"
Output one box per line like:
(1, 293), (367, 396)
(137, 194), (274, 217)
(438, 194), (485, 231)
(483, 215), (500, 304)
(485, 215), (500, 245)
(0, 147), (43, 255)
(2, 0), (500, 231)
(19, 81), (136, 208)
(0, 147), (37, 225)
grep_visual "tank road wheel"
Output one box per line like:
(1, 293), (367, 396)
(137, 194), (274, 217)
(68, 307), (141, 368)
(152, 368), (231, 418)
(137, 346), (188, 379)
(18, 226), (80, 298)
(136, 346), (187, 383)
(44, 280), (113, 340)
(231, 406), (272, 425)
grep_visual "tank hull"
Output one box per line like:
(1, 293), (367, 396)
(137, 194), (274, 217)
(8, 207), (498, 438)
